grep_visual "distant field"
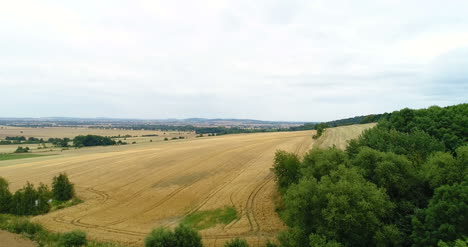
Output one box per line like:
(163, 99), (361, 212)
(315, 123), (376, 150)
(0, 125), (195, 140)
(0, 124), (374, 246)
(0, 126), (196, 154)
(0, 153), (52, 161)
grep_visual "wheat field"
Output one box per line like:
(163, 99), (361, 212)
(0, 124), (374, 246)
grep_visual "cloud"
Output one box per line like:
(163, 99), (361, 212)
(0, 0), (467, 121)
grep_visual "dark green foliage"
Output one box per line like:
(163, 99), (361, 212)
(52, 173), (75, 201)
(272, 150), (301, 192)
(351, 148), (421, 201)
(383, 104), (468, 152)
(73, 135), (116, 147)
(347, 127), (444, 163)
(438, 239), (468, 247)
(314, 123), (330, 138)
(281, 166), (398, 246)
(48, 137), (70, 147)
(309, 234), (344, 247)
(6, 136), (26, 141)
(0, 177), (12, 213)
(301, 147), (347, 181)
(224, 238), (249, 247)
(411, 179), (468, 246)
(174, 224), (203, 247)
(6, 217), (44, 235)
(145, 227), (176, 247)
(273, 104), (468, 247)
(422, 146), (468, 189)
(14, 146), (30, 153)
(144, 225), (203, 247)
(10, 182), (50, 215)
(59, 230), (87, 247)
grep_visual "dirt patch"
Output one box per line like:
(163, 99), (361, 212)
(0, 230), (36, 247)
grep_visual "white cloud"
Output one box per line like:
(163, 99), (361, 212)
(0, 0), (467, 121)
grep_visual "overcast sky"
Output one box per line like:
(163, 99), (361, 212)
(1, 0), (467, 121)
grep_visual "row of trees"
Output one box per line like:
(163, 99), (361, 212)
(272, 103), (468, 247)
(144, 225), (260, 247)
(0, 173), (75, 215)
(73, 135), (116, 147)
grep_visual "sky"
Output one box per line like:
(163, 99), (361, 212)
(1, 0), (467, 121)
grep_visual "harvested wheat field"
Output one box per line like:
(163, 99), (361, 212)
(315, 123), (376, 150)
(0, 124), (373, 246)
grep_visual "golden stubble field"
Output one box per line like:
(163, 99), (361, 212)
(0, 126), (195, 153)
(0, 124), (375, 246)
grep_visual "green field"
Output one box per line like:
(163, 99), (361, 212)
(0, 153), (52, 161)
(182, 206), (239, 230)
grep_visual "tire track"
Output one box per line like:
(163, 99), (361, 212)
(244, 173), (274, 233)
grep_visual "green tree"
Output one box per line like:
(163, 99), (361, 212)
(281, 166), (399, 246)
(11, 182), (38, 215)
(52, 173), (75, 201)
(272, 150), (301, 192)
(0, 177), (12, 213)
(422, 146), (468, 189)
(301, 147), (347, 181)
(145, 227), (176, 247)
(309, 234), (344, 247)
(59, 230), (87, 247)
(411, 178), (468, 246)
(224, 238), (249, 247)
(36, 183), (52, 214)
(174, 224), (203, 247)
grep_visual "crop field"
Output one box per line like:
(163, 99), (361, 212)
(0, 124), (373, 246)
(0, 126), (195, 154)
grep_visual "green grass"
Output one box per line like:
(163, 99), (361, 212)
(182, 206), (239, 230)
(0, 153), (53, 161)
(0, 214), (129, 247)
(50, 197), (84, 212)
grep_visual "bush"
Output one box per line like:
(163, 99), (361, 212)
(73, 135), (116, 147)
(52, 173), (75, 201)
(174, 224), (203, 247)
(145, 227), (176, 247)
(14, 146), (30, 153)
(224, 238), (249, 247)
(0, 177), (12, 213)
(59, 230), (87, 247)
(6, 218), (44, 235)
(145, 225), (203, 247)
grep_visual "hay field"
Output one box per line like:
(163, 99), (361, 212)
(0, 124), (373, 246)
(315, 123), (376, 150)
(0, 126), (194, 153)
(0, 125), (194, 140)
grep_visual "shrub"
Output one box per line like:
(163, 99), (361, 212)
(174, 224), (203, 247)
(6, 218), (44, 235)
(52, 173), (75, 201)
(145, 227), (176, 247)
(59, 230), (87, 247)
(0, 177), (12, 213)
(224, 238), (249, 247)
(14, 146), (30, 153)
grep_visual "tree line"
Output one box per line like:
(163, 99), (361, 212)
(272, 103), (468, 247)
(0, 173), (76, 216)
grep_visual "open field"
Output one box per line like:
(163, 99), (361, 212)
(0, 126), (196, 154)
(315, 123), (376, 150)
(0, 125), (195, 140)
(0, 124), (374, 246)
(0, 230), (36, 247)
